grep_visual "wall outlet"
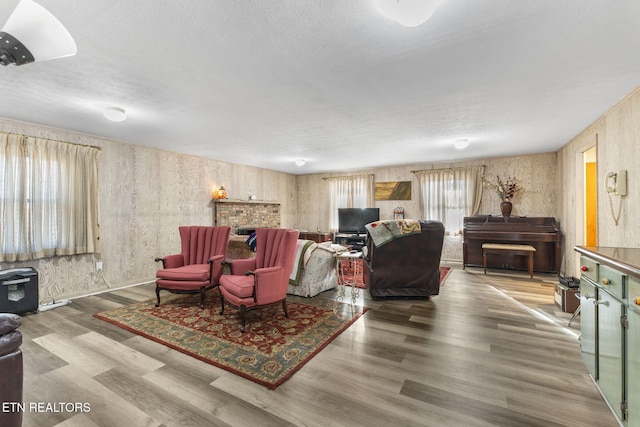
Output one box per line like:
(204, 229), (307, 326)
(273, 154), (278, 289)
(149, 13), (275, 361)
(96, 261), (103, 271)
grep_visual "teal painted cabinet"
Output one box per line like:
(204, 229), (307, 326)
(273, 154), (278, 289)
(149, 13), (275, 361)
(576, 247), (640, 426)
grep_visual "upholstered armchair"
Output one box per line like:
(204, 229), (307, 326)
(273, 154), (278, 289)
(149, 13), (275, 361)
(0, 313), (23, 427)
(219, 228), (299, 332)
(155, 226), (231, 309)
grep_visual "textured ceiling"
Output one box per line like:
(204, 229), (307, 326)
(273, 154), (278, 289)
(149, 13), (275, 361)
(1, 0), (639, 174)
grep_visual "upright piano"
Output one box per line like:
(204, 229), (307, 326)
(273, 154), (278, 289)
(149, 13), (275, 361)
(463, 216), (562, 274)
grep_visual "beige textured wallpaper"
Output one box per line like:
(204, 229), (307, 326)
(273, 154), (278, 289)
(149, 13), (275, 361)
(558, 85), (640, 276)
(296, 152), (558, 263)
(0, 119), (296, 303)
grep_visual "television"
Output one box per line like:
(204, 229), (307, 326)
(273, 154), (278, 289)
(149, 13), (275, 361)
(338, 208), (379, 234)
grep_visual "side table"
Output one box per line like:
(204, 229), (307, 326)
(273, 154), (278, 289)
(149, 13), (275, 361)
(335, 251), (363, 303)
(299, 231), (334, 243)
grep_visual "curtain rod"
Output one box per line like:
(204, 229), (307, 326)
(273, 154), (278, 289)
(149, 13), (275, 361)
(2, 131), (102, 150)
(411, 165), (486, 174)
(322, 173), (374, 180)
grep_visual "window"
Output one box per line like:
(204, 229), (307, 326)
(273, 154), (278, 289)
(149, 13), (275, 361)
(326, 174), (374, 232)
(415, 166), (484, 235)
(0, 133), (100, 262)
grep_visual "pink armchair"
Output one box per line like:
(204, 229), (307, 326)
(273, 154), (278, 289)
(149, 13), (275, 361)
(155, 226), (231, 309)
(219, 228), (299, 332)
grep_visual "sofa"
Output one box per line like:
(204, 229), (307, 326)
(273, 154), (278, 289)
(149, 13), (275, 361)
(0, 313), (23, 427)
(287, 240), (343, 297)
(363, 219), (445, 299)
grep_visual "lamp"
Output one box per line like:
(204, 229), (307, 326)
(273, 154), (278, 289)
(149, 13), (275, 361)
(295, 159), (306, 166)
(373, 0), (440, 27)
(103, 106), (127, 122)
(212, 186), (227, 199)
(454, 139), (469, 150)
(0, 0), (76, 66)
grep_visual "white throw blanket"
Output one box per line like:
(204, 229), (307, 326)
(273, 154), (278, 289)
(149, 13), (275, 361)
(289, 240), (317, 285)
(365, 219), (421, 247)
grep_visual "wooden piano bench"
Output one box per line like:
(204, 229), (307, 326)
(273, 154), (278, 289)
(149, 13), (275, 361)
(482, 243), (536, 278)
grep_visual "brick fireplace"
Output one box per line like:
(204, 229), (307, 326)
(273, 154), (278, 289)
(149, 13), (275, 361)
(213, 199), (281, 234)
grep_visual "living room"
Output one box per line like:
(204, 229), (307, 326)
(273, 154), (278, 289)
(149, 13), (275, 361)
(2, 1), (640, 426)
(2, 96), (637, 302)
(2, 85), (639, 425)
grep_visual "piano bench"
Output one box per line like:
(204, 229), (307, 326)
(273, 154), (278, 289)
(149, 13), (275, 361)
(482, 243), (536, 278)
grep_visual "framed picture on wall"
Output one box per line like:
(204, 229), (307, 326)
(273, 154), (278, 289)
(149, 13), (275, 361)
(375, 181), (412, 200)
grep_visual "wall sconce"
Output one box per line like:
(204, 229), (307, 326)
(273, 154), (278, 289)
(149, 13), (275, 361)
(0, 0), (77, 66)
(212, 186), (227, 200)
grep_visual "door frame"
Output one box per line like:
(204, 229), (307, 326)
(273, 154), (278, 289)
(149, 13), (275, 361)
(575, 136), (598, 270)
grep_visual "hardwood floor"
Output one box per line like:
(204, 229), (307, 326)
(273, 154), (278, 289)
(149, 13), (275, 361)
(17, 266), (618, 427)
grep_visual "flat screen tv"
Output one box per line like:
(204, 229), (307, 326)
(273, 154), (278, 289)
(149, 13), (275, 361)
(338, 208), (379, 234)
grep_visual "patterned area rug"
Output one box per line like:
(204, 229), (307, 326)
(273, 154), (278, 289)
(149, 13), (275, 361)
(342, 261), (452, 289)
(94, 292), (367, 389)
(439, 266), (452, 285)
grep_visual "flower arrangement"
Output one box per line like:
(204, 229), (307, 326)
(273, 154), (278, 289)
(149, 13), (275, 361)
(486, 175), (520, 202)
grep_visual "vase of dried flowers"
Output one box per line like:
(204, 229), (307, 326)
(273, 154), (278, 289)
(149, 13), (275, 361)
(500, 201), (513, 217)
(485, 176), (521, 217)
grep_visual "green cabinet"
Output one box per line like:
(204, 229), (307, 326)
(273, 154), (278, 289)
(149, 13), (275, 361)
(629, 307), (640, 424)
(579, 278), (597, 378)
(576, 247), (640, 426)
(629, 277), (640, 424)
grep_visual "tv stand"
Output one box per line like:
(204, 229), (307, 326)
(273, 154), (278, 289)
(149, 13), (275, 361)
(335, 233), (367, 250)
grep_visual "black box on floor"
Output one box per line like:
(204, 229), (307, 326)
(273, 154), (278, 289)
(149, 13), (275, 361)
(554, 283), (579, 313)
(0, 267), (39, 314)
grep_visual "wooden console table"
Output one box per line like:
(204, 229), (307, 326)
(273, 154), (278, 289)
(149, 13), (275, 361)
(299, 231), (333, 243)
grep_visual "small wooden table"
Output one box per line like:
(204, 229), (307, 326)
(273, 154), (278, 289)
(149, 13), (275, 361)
(482, 243), (536, 278)
(335, 251), (362, 303)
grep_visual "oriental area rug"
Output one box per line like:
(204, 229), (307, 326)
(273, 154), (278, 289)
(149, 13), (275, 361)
(94, 293), (367, 389)
(439, 266), (452, 285)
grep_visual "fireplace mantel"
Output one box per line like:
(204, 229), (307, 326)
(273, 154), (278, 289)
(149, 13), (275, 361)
(213, 198), (280, 205)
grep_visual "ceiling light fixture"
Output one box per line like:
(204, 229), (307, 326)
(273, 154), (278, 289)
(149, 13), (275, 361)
(0, 0), (76, 66)
(103, 106), (127, 122)
(295, 159), (306, 166)
(454, 139), (470, 150)
(373, 0), (440, 28)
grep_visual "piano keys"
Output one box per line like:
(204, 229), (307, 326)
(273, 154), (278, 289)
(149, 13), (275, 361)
(463, 216), (561, 274)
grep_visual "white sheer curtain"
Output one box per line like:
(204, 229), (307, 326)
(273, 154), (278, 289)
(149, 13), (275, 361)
(327, 174), (374, 232)
(415, 166), (484, 235)
(0, 133), (100, 261)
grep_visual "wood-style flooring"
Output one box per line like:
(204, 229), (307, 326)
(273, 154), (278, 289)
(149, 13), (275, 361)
(17, 266), (619, 427)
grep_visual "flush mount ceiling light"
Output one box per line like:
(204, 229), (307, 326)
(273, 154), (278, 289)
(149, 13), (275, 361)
(454, 139), (470, 149)
(295, 159), (306, 166)
(103, 106), (127, 122)
(373, 0), (441, 27)
(0, 0), (76, 66)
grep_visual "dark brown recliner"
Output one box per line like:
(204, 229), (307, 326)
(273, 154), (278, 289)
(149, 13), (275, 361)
(363, 220), (445, 299)
(0, 313), (23, 427)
